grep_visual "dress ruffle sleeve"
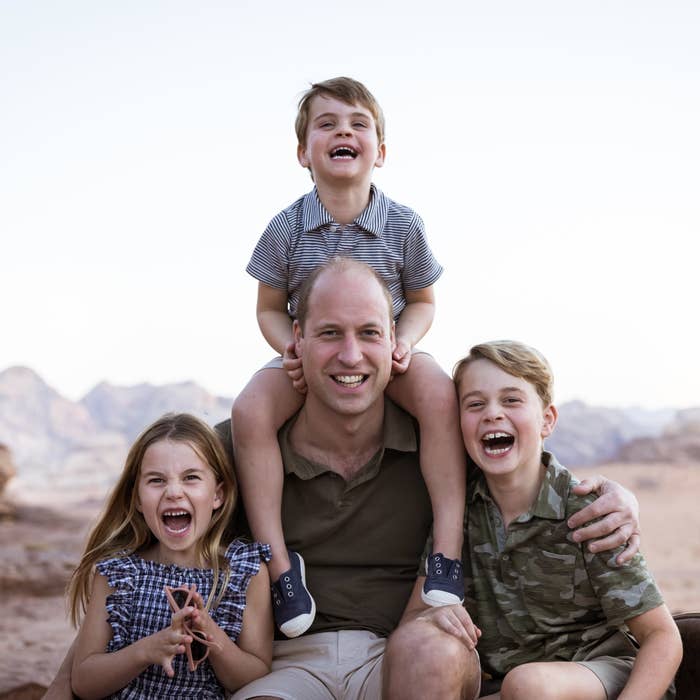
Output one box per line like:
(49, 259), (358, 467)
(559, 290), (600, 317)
(211, 540), (271, 642)
(96, 555), (138, 652)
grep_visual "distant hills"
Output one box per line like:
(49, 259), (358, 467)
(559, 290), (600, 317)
(1, 365), (698, 501)
(0, 366), (231, 499)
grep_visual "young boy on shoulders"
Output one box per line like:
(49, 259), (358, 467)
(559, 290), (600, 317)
(453, 340), (681, 700)
(232, 77), (467, 637)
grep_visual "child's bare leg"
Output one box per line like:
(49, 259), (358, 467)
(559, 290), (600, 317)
(499, 661), (606, 700)
(387, 353), (466, 561)
(231, 367), (304, 582)
(389, 358), (466, 559)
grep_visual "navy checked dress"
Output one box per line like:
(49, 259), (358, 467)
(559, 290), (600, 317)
(96, 539), (271, 699)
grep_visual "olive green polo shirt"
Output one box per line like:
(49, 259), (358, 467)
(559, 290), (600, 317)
(465, 451), (664, 677)
(279, 398), (432, 638)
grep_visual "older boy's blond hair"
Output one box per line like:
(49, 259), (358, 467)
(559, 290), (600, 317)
(295, 76), (386, 147)
(453, 340), (554, 407)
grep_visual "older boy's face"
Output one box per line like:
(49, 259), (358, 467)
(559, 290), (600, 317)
(297, 94), (385, 187)
(457, 359), (557, 480)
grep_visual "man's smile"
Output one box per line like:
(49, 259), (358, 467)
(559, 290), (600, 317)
(332, 374), (367, 388)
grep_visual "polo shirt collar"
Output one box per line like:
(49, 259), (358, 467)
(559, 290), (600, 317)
(301, 184), (387, 237)
(280, 397), (417, 481)
(469, 451), (569, 521)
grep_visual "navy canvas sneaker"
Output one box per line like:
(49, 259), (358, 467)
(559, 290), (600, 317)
(271, 550), (316, 638)
(421, 552), (465, 606)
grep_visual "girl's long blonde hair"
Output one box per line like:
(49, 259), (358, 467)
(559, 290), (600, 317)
(68, 413), (237, 627)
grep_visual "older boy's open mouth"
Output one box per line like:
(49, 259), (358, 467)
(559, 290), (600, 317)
(330, 147), (357, 159)
(482, 432), (515, 455)
(162, 510), (192, 533)
(333, 374), (366, 388)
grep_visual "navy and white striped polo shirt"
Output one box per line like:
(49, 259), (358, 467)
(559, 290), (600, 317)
(246, 184), (443, 320)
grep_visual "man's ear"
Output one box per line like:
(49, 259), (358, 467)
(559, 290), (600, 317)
(390, 321), (396, 352)
(292, 319), (303, 357)
(374, 142), (386, 169)
(541, 404), (558, 439)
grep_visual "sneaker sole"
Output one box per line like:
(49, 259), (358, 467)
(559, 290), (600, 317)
(421, 588), (464, 607)
(279, 553), (317, 638)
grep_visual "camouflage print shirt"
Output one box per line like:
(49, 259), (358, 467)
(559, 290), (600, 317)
(465, 451), (664, 678)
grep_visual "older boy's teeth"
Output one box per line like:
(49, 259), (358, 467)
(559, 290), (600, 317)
(483, 432), (510, 440)
(484, 445), (511, 455)
(482, 432), (515, 454)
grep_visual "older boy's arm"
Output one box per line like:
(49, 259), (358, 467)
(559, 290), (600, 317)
(256, 282), (294, 356)
(568, 475), (641, 564)
(618, 605), (682, 700)
(42, 638), (78, 700)
(393, 286), (435, 374)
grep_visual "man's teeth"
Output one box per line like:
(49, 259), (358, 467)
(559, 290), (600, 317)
(483, 432), (510, 440)
(335, 375), (364, 387)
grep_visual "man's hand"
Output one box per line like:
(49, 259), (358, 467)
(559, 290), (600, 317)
(283, 341), (307, 394)
(569, 475), (641, 564)
(414, 605), (481, 651)
(391, 339), (412, 376)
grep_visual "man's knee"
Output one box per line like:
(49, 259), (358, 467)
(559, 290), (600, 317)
(384, 620), (479, 698)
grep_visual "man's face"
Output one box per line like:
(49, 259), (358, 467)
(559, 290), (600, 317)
(294, 267), (394, 418)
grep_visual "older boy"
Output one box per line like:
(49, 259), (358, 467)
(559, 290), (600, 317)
(452, 340), (681, 700)
(232, 78), (467, 637)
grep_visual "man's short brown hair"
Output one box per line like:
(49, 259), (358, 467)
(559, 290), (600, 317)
(295, 76), (385, 147)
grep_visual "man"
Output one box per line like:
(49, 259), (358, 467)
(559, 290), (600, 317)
(44, 257), (639, 700)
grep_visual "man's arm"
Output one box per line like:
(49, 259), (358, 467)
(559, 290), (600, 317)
(42, 638), (77, 700)
(568, 475), (641, 564)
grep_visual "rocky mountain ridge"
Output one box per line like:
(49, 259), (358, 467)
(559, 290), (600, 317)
(0, 366), (697, 504)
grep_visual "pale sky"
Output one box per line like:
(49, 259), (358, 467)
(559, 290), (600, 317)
(2, 1), (698, 409)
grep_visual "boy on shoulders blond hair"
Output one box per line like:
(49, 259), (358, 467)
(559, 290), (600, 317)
(232, 77), (467, 637)
(453, 340), (681, 700)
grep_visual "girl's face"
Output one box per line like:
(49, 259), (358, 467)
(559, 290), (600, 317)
(136, 438), (223, 567)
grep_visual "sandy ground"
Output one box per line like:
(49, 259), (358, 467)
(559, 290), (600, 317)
(1, 462), (698, 697)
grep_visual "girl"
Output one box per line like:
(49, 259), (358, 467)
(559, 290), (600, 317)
(68, 413), (273, 699)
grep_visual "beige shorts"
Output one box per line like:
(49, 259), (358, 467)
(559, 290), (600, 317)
(230, 630), (385, 700)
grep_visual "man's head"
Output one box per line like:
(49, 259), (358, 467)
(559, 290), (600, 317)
(453, 341), (557, 478)
(293, 257), (395, 417)
(295, 77), (385, 148)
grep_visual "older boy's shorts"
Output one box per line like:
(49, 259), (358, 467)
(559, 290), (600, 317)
(575, 656), (675, 699)
(229, 630), (385, 700)
(258, 347), (430, 372)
